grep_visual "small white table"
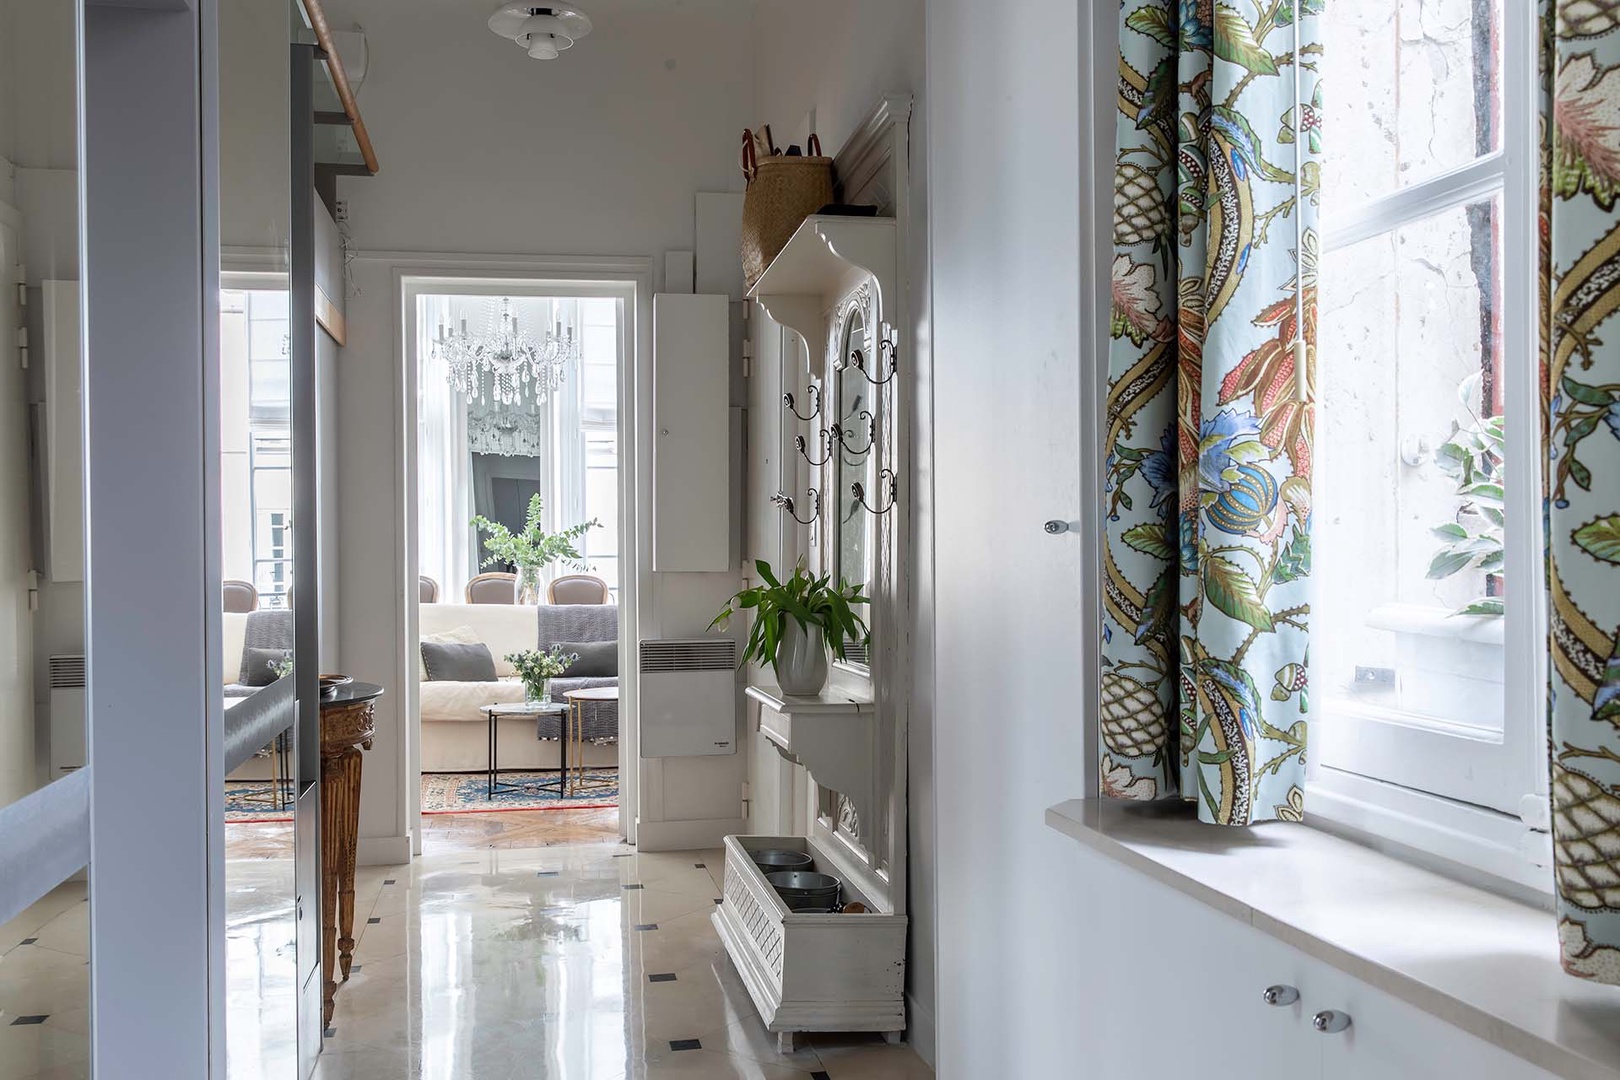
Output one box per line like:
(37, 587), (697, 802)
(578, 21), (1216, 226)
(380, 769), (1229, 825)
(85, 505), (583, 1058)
(480, 700), (569, 800)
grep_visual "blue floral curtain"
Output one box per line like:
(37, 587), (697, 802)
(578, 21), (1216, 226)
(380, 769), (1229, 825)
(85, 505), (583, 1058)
(1545, 0), (1620, 985)
(1103, 0), (1319, 825)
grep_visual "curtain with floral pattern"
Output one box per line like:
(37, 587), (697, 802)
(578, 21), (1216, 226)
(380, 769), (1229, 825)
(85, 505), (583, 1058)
(1103, 0), (1320, 826)
(1544, 0), (1620, 985)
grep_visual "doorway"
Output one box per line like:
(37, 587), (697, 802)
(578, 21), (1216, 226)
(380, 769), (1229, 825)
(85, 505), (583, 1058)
(399, 266), (649, 849)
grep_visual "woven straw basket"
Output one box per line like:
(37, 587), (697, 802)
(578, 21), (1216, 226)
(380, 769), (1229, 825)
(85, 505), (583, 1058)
(740, 131), (834, 291)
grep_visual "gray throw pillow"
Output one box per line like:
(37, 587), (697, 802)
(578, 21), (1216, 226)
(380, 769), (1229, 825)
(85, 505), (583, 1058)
(421, 641), (498, 682)
(555, 640), (617, 678)
(240, 647), (290, 687)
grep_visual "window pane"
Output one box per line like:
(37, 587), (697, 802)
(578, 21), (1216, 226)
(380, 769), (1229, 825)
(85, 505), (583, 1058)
(1317, 194), (1506, 733)
(1325, 0), (1503, 205)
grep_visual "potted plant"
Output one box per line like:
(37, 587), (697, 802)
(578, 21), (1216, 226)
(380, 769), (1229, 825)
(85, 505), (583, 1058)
(472, 494), (598, 604)
(506, 645), (579, 706)
(710, 559), (869, 696)
(1427, 381), (1504, 617)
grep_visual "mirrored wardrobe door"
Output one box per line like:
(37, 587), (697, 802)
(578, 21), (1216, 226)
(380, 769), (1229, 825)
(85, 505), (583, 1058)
(220, 0), (299, 1075)
(0, 4), (90, 1076)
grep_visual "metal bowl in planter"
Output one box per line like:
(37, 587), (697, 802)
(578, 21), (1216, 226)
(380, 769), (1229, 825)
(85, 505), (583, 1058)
(750, 849), (814, 875)
(767, 870), (841, 912)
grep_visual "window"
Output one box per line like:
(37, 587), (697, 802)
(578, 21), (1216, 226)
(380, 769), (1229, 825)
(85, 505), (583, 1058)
(1313, 1), (1542, 831)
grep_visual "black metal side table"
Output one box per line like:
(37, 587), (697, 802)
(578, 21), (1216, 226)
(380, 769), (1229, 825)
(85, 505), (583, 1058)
(481, 701), (570, 800)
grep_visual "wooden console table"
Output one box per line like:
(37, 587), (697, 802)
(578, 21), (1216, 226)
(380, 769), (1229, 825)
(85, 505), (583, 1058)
(320, 680), (382, 1026)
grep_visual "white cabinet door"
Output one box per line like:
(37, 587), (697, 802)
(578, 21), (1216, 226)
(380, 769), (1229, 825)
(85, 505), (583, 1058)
(1082, 852), (1320, 1079)
(1309, 961), (1560, 1080)
(652, 293), (731, 571)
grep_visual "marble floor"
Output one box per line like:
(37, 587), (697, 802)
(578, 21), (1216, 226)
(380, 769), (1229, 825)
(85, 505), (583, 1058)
(0, 810), (934, 1080)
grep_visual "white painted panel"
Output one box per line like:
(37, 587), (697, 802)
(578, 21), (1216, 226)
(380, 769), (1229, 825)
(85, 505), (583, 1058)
(0, 222), (30, 808)
(42, 280), (82, 583)
(695, 192), (744, 299)
(664, 249), (694, 294)
(653, 293), (731, 572)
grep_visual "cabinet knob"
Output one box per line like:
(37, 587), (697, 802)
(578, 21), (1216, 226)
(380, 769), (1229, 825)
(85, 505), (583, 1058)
(1261, 984), (1299, 1007)
(1043, 519), (1070, 535)
(1312, 1010), (1352, 1034)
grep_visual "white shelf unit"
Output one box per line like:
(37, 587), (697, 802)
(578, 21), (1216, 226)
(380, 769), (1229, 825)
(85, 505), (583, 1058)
(746, 680), (879, 849)
(748, 214), (897, 376)
(713, 834), (907, 1051)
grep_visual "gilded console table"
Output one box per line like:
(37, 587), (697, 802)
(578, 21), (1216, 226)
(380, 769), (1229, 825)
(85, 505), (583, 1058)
(320, 681), (382, 1026)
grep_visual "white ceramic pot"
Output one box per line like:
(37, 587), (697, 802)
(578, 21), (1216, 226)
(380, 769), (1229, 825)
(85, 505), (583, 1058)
(774, 620), (829, 696)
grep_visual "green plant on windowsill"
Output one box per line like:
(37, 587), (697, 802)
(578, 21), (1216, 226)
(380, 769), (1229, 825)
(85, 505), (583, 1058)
(1428, 374), (1505, 617)
(710, 559), (870, 674)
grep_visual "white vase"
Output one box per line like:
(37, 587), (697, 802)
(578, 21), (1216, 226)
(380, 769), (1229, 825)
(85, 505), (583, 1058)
(774, 620), (828, 696)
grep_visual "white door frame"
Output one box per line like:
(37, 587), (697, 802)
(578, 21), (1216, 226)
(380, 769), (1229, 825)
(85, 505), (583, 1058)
(391, 254), (652, 847)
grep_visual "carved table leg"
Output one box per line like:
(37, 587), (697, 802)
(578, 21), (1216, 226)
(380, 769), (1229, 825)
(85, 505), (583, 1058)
(320, 742), (365, 1025)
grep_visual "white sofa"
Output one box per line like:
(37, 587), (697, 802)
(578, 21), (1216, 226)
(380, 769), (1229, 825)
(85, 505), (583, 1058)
(418, 603), (618, 773)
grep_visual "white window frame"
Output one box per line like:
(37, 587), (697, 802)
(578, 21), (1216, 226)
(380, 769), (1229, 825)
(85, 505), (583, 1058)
(1306, 0), (1549, 890)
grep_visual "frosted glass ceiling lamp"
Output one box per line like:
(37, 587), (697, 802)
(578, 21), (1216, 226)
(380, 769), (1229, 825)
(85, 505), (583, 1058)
(487, 4), (593, 60)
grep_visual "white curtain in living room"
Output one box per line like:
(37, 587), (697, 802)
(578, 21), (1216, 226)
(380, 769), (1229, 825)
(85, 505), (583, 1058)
(418, 295), (474, 601)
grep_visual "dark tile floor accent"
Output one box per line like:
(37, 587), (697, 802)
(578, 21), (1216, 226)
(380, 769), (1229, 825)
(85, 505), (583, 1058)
(633, 923), (658, 932)
(11, 1015), (47, 1026)
(367, 917), (381, 925)
(383, 879), (396, 885)
(668, 1039), (701, 1052)
(18, 938), (36, 945)
(712, 898), (723, 904)
(350, 965), (362, 973)
(693, 862), (705, 868)
(536, 871), (559, 877)
(324, 1027), (336, 1038)
(648, 973), (677, 983)
(613, 852), (633, 858)
(622, 884), (644, 890)
(812, 1072), (832, 1080)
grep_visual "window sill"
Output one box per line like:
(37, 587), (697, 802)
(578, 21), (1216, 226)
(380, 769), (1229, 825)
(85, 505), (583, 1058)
(1045, 797), (1620, 1080)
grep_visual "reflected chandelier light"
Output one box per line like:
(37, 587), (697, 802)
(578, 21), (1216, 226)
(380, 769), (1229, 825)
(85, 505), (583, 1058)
(436, 297), (578, 407)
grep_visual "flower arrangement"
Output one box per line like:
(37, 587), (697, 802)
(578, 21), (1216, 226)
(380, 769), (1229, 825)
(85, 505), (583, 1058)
(506, 645), (579, 704)
(710, 559), (869, 672)
(472, 494), (598, 572)
(1428, 375), (1505, 617)
(271, 653), (294, 681)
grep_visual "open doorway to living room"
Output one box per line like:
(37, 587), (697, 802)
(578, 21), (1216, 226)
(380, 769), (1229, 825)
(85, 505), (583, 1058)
(414, 289), (627, 833)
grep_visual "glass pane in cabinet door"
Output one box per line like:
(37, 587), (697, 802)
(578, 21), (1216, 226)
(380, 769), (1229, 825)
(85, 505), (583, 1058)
(220, 0), (297, 1075)
(834, 310), (875, 637)
(0, 3), (91, 1074)
(1324, 0), (1504, 205)
(1316, 194), (1507, 736)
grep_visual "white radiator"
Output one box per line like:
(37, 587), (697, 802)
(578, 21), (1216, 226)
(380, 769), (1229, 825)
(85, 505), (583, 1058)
(48, 654), (86, 775)
(638, 638), (738, 758)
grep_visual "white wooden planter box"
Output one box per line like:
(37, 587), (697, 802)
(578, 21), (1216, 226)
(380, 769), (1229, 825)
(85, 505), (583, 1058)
(713, 834), (907, 1046)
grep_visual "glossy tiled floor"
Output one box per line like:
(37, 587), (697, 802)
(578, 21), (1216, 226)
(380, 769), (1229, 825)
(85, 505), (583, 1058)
(0, 811), (934, 1080)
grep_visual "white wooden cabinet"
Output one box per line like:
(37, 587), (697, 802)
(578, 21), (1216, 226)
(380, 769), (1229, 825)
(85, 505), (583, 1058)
(652, 292), (731, 571)
(1077, 844), (1562, 1080)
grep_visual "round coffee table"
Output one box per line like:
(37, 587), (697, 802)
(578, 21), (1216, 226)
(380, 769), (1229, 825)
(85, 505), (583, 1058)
(562, 687), (619, 796)
(480, 700), (569, 800)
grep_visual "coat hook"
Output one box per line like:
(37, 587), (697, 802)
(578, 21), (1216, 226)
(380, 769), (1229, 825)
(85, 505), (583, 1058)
(783, 385), (821, 422)
(845, 337), (898, 387)
(771, 488), (820, 526)
(851, 469), (898, 516)
(832, 410), (876, 456)
(796, 429), (834, 466)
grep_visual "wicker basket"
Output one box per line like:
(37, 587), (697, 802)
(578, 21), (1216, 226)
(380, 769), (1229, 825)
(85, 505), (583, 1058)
(740, 131), (834, 291)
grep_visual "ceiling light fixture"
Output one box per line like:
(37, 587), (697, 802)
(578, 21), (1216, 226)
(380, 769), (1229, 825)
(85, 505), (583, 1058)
(487, 4), (593, 60)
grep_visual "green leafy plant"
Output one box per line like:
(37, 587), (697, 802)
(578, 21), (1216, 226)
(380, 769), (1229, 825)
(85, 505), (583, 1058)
(473, 494), (598, 571)
(710, 559), (870, 671)
(1428, 375), (1505, 616)
(506, 645), (579, 699)
(271, 653), (294, 681)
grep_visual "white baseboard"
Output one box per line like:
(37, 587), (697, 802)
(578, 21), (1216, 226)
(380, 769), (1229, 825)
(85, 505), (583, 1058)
(357, 833), (412, 867)
(635, 816), (747, 853)
(905, 991), (936, 1068)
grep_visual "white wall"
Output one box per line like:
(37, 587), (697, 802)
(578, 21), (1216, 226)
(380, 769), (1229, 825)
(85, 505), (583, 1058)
(746, 0), (938, 1063)
(929, 1), (1109, 1076)
(320, 0), (757, 859)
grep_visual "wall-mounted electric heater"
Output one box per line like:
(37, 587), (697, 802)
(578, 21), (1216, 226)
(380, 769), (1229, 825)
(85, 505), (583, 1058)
(638, 637), (738, 758)
(48, 653), (86, 775)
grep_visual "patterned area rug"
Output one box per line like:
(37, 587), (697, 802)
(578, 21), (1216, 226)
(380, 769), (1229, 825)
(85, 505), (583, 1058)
(225, 770), (619, 822)
(420, 770), (619, 814)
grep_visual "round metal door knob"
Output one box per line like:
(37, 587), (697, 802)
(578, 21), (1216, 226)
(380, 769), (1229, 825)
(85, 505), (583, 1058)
(1261, 985), (1299, 1007)
(1312, 1010), (1352, 1033)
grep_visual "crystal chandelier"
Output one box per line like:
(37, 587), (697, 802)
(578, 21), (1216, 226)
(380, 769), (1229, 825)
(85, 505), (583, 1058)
(436, 297), (578, 406)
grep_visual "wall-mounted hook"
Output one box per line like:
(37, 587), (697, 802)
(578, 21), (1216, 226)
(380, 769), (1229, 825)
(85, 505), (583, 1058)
(851, 469), (898, 516)
(771, 488), (820, 526)
(783, 385), (821, 422)
(844, 337), (899, 387)
(795, 429), (834, 466)
(832, 410), (876, 456)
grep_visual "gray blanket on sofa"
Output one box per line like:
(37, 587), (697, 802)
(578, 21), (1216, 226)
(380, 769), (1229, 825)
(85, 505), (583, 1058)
(537, 605), (620, 744)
